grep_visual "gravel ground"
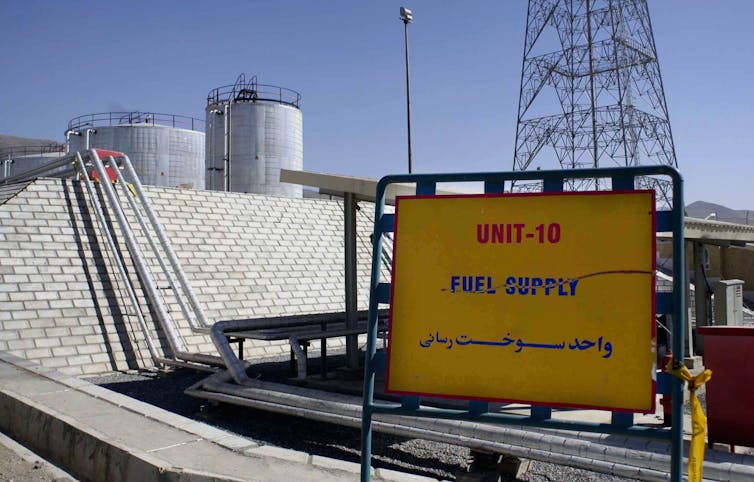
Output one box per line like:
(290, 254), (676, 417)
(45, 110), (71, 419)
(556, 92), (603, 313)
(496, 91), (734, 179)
(0, 433), (75, 482)
(0, 443), (60, 482)
(88, 361), (643, 482)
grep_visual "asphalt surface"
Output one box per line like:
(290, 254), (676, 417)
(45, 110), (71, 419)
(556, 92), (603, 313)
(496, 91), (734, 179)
(88, 360), (642, 481)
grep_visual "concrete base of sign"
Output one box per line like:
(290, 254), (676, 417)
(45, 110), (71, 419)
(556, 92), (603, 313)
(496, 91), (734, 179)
(335, 365), (365, 381)
(456, 451), (530, 482)
(455, 471), (500, 482)
(498, 455), (530, 479)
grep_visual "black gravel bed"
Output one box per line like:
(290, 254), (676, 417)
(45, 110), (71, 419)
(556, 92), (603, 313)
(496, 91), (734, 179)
(87, 361), (641, 481)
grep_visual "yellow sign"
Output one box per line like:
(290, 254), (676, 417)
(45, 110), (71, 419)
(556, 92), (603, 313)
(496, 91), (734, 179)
(386, 191), (656, 412)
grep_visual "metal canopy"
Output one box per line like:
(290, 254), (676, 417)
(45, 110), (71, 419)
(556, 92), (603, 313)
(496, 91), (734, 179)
(675, 217), (754, 246)
(280, 169), (463, 370)
(283, 169), (754, 247)
(280, 169), (458, 204)
(280, 169), (404, 370)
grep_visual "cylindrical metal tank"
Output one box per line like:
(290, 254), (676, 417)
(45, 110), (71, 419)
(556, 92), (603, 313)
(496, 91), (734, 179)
(1, 145), (67, 180)
(205, 74), (303, 197)
(66, 112), (205, 189)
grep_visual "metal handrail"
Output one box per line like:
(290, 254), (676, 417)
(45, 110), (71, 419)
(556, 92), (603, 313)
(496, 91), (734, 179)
(207, 75), (301, 108)
(67, 112), (205, 132)
(1, 144), (65, 159)
(1, 151), (79, 184)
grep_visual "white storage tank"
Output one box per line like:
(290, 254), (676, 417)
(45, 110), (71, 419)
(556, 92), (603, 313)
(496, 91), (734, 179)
(66, 112), (205, 189)
(1, 145), (67, 180)
(205, 74), (303, 197)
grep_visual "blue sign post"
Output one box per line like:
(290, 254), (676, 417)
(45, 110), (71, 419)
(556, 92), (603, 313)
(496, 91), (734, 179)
(361, 166), (685, 482)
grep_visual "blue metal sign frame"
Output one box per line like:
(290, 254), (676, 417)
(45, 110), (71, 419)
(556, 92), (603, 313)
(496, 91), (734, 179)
(361, 166), (685, 482)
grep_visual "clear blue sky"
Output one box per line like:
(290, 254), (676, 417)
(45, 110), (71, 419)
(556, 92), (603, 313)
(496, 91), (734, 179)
(1, 1), (752, 209)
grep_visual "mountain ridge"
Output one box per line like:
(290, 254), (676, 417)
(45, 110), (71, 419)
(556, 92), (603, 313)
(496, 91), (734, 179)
(0, 134), (63, 154)
(686, 200), (753, 225)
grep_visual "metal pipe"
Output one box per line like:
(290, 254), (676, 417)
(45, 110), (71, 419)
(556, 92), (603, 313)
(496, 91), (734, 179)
(224, 103), (230, 192)
(193, 387), (670, 481)
(64, 129), (80, 154)
(97, 154), (224, 367)
(362, 184), (390, 478)
(157, 357), (217, 373)
(2, 159), (11, 179)
(227, 102), (232, 192)
(84, 129), (96, 150)
(74, 153), (162, 365)
(189, 371), (754, 482)
(107, 158), (203, 333)
(692, 241), (708, 354)
(208, 112), (215, 189)
(87, 151), (187, 355)
(118, 153), (212, 330)
(177, 351), (226, 367)
(344, 193), (359, 369)
(210, 320), (253, 385)
(1, 153), (76, 185)
(670, 173), (686, 482)
(90, 153), (225, 368)
(209, 310), (375, 385)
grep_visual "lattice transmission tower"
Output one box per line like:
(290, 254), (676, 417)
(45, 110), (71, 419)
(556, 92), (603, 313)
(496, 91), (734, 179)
(512, 0), (677, 205)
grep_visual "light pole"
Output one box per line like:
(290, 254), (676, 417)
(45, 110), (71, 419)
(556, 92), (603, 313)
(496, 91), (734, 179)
(400, 7), (413, 173)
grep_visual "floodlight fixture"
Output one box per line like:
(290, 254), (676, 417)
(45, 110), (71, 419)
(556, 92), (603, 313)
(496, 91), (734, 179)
(400, 7), (412, 24)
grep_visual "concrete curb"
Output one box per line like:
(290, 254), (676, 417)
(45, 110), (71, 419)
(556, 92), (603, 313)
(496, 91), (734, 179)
(0, 351), (437, 481)
(0, 388), (208, 481)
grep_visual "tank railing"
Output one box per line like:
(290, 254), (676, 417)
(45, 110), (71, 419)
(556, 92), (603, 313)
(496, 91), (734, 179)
(88, 149), (222, 368)
(206, 82), (301, 108)
(67, 112), (205, 132)
(232, 73), (257, 92)
(0, 144), (66, 159)
(72, 152), (163, 366)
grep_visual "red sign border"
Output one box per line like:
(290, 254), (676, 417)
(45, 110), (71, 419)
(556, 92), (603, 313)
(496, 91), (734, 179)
(384, 189), (658, 414)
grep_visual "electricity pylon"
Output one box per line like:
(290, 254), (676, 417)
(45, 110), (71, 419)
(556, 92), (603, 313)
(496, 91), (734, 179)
(512, 0), (677, 205)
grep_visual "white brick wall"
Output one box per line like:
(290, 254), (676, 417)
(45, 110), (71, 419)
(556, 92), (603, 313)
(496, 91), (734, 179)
(0, 178), (388, 374)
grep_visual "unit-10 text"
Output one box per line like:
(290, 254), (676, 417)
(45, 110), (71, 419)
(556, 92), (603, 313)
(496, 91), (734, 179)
(477, 223), (561, 244)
